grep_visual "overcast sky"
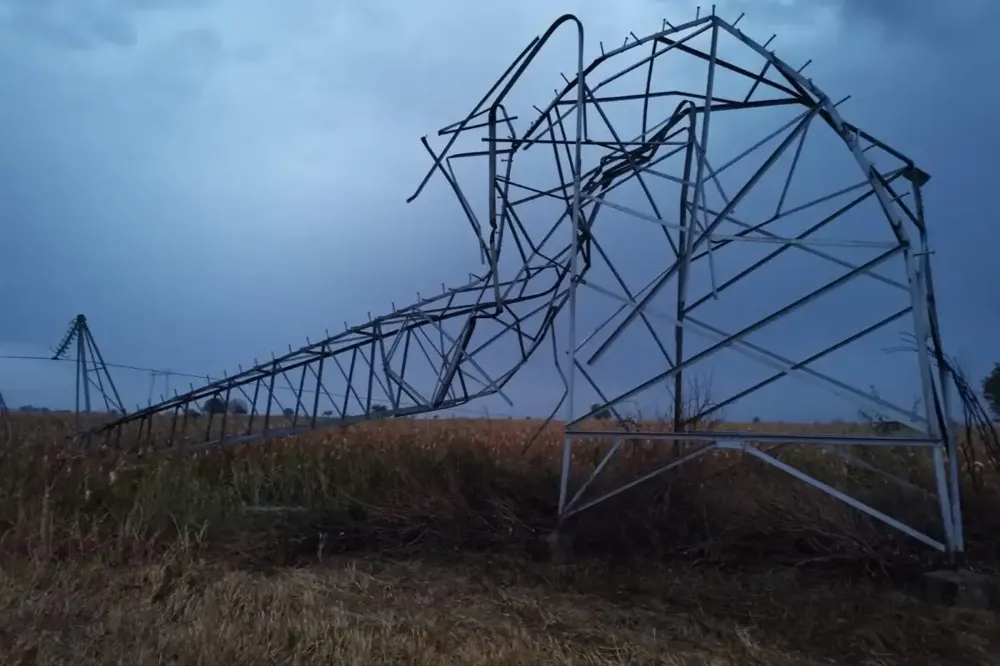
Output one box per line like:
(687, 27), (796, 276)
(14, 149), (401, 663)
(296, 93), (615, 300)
(0, 0), (996, 424)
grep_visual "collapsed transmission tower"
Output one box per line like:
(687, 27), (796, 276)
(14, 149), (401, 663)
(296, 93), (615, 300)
(83, 12), (964, 555)
(52, 314), (126, 418)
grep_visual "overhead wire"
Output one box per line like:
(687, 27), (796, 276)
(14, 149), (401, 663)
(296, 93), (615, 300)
(0, 354), (531, 419)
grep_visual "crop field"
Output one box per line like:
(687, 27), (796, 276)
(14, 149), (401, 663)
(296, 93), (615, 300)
(0, 412), (998, 665)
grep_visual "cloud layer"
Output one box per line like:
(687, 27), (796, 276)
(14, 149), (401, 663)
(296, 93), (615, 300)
(0, 0), (995, 421)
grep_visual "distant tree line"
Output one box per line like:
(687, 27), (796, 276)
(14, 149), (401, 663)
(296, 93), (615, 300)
(195, 398), (391, 419)
(201, 397), (249, 415)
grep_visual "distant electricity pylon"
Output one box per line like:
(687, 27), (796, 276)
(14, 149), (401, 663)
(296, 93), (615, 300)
(51, 314), (126, 419)
(147, 369), (174, 406)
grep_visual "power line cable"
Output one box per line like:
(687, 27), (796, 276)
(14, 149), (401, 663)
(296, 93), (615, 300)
(0, 354), (533, 419)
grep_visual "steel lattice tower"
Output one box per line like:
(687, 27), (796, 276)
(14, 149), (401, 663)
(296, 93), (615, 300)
(82, 12), (964, 555)
(52, 314), (126, 420)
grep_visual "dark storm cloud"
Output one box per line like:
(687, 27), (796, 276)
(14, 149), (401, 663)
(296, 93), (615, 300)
(834, 0), (999, 45)
(0, 0), (217, 51)
(1, 0), (137, 50)
(0, 0), (994, 421)
(126, 0), (211, 8)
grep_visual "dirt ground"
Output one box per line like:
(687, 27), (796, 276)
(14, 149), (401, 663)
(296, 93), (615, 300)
(1, 552), (997, 666)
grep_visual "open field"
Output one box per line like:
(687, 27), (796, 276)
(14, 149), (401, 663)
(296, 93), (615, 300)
(1, 413), (998, 665)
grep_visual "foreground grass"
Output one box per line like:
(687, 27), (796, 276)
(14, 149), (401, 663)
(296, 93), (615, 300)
(1, 414), (998, 664)
(3, 553), (998, 665)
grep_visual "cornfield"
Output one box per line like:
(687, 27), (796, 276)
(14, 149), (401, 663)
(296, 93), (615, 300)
(2, 412), (997, 568)
(2, 412), (999, 665)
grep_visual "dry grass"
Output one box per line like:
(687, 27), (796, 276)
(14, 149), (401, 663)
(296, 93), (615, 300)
(1, 413), (998, 665)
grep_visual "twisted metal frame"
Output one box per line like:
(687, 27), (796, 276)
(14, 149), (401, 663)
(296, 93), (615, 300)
(79, 12), (964, 554)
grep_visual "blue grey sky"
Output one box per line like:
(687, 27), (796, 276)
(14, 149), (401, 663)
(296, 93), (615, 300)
(0, 0), (996, 423)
